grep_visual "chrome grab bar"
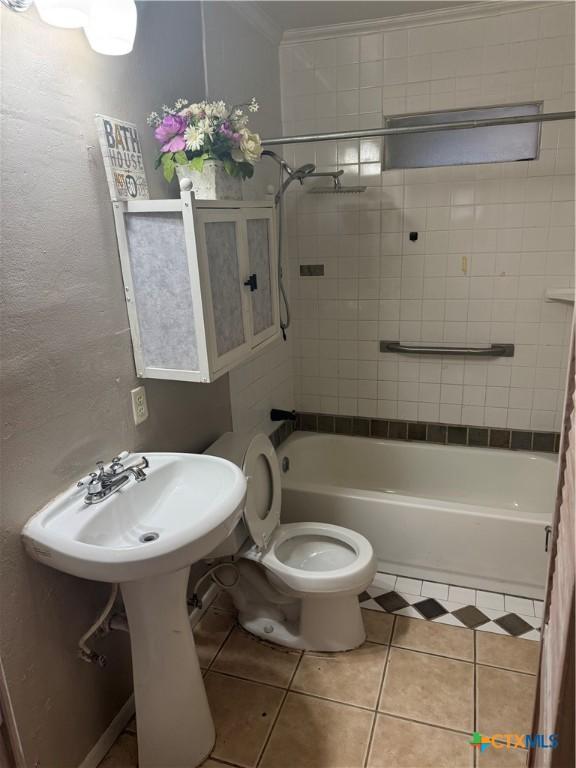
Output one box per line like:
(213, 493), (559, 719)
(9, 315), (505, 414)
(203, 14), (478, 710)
(380, 341), (514, 357)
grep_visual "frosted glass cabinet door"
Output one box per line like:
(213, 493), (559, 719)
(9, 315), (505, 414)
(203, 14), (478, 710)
(245, 210), (278, 347)
(197, 211), (251, 370)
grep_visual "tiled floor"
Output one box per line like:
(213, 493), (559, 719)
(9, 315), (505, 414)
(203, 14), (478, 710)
(361, 573), (543, 641)
(100, 590), (538, 768)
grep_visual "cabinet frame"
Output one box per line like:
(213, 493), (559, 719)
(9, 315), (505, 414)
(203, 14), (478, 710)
(243, 208), (279, 349)
(112, 191), (278, 384)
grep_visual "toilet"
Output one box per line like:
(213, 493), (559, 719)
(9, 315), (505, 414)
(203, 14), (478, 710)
(205, 432), (376, 651)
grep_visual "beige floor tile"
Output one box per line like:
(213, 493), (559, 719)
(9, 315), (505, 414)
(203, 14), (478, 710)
(259, 692), (373, 768)
(474, 745), (528, 767)
(362, 609), (395, 645)
(204, 671), (283, 768)
(194, 609), (236, 668)
(291, 642), (388, 709)
(98, 733), (138, 768)
(211, 626), (301, 687)
(367, 714), (473, 768)
(211, 589), (237, 614)
(392, 616), (474, 661)
(379, 647), (474, 732)
(476, 633), (539, 674)
(200, 760), (234, 768)
(476, 666), (536, 736)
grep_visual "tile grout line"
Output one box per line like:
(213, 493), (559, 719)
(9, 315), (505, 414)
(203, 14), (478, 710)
(363, 616), (397, 768)
(205, 614), (237, 673)
(254, 650), (304, 768)
(372, 710), (480, 739)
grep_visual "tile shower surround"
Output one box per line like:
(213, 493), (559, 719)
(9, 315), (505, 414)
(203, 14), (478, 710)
(280, 2), (575, 433)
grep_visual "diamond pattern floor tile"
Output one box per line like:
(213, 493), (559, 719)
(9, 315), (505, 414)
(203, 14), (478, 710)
(451, 605), (490, 629)
(413, 598), (448, 620)
(494, 613), (534, 637)
(375, 591), (410, 612)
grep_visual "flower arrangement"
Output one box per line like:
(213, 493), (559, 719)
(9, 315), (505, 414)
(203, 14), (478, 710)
(147, 98), (263, 183)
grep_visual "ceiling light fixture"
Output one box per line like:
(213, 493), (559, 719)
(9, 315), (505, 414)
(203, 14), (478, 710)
(1, 0), (138, 56)
(34, 0), (91, 28)
(0, 0), (34, 10)
(84, 0), (137, 56)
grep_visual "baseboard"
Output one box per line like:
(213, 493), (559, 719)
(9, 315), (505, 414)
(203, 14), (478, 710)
(78, 582), (220, 768)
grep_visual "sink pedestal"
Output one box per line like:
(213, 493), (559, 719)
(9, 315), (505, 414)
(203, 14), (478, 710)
(121, 567), (215, 768)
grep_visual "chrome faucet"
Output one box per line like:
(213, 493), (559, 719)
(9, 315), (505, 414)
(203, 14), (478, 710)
(77, 452), (149, 505)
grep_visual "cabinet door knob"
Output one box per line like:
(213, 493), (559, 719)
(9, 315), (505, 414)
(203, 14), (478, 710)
(243, 273), (258, 291)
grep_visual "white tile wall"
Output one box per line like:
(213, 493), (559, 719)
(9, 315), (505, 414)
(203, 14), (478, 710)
(280, 3), (575, 430)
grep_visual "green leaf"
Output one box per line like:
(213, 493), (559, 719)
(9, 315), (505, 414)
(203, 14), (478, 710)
(237, 162), (254, 180)
(223, 158), (238, 177)
(161, 154), (175, 182)
(154, 153), (164, 169)
(189, 155), (205, 173)
(173, 151), (188, 165)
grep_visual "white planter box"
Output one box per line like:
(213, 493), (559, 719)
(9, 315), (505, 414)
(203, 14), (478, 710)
(176, 160), (242, 201)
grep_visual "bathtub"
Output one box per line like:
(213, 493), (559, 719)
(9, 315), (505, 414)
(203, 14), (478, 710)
(277, 432), (557, 599)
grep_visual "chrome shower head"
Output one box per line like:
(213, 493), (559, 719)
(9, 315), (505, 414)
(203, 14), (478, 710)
(262, 150), (317, 201)
(262, 149), (295, 175)
(306, 170), (366, 194)
(289, 163), (316, 181)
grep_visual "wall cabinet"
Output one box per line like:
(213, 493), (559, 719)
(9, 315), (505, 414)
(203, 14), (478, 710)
(113, 192), (279, 383)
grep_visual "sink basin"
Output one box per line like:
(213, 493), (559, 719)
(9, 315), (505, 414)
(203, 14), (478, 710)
(22, 451), (247, 768)
(22, 452), (247, 582)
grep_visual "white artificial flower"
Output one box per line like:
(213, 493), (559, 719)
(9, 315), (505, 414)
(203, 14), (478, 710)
(231, 129), (262, 164)
(207, 100), (227, 118)
(249, 97), (259, 113)
(147, 111), (160, 126)
(231, 109), (249, 129)
(184, 102), (205, 118)
(174, 98), (189, 110)
(184, 125), (205, 152)
(198, 117), (215, 139)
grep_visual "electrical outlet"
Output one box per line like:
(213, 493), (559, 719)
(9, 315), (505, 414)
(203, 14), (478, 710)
(131, 386), (149, 425)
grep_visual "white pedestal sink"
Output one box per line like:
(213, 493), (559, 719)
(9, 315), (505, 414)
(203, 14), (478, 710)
(22, 452), (247, 768)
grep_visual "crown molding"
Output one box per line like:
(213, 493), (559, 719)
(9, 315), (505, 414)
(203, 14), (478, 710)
(227, 1), (283, 46)
(281, 1), (561, 43)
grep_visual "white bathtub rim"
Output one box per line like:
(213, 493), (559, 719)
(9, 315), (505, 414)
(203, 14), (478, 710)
(280, 481), (550, 525)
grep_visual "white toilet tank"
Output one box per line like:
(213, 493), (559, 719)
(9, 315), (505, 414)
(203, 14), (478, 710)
(204, 432), (251, 557)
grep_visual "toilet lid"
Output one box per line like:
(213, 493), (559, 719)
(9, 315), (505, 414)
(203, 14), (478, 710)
(242, 433), (281, 550)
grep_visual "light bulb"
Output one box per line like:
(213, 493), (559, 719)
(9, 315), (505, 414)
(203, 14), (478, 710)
(35, 0), (91, 28)
(84, 0), (137, 56)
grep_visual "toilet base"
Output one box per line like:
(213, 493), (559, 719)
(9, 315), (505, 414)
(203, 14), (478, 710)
(239, 593), (366, 652)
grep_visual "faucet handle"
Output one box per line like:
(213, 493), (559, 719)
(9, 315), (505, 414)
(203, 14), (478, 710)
(109, 451), (129, 473)
(77, 472), (97, 488)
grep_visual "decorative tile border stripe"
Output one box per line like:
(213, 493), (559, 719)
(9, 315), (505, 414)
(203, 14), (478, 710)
(295, 412), (560, 453)
(270, 418), (296, 449)
(360, 573), (542, 641)
(299, 264), (324, 276)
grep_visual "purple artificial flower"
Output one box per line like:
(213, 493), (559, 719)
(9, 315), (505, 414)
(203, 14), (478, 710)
(219, 122), (243, 145)
(154, 114), (187, 152)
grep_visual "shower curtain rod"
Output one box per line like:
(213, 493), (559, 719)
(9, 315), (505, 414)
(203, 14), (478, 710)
(261, 110), (576, 146)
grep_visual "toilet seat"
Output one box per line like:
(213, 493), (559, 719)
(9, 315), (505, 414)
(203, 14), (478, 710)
(244, 522), (376, 595)
(241, 433), (282, 551)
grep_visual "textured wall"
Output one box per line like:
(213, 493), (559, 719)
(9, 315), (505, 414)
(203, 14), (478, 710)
(202, 2), (294, 436)
(0, 3), (232, 766)
(280, 2), (574, 432)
